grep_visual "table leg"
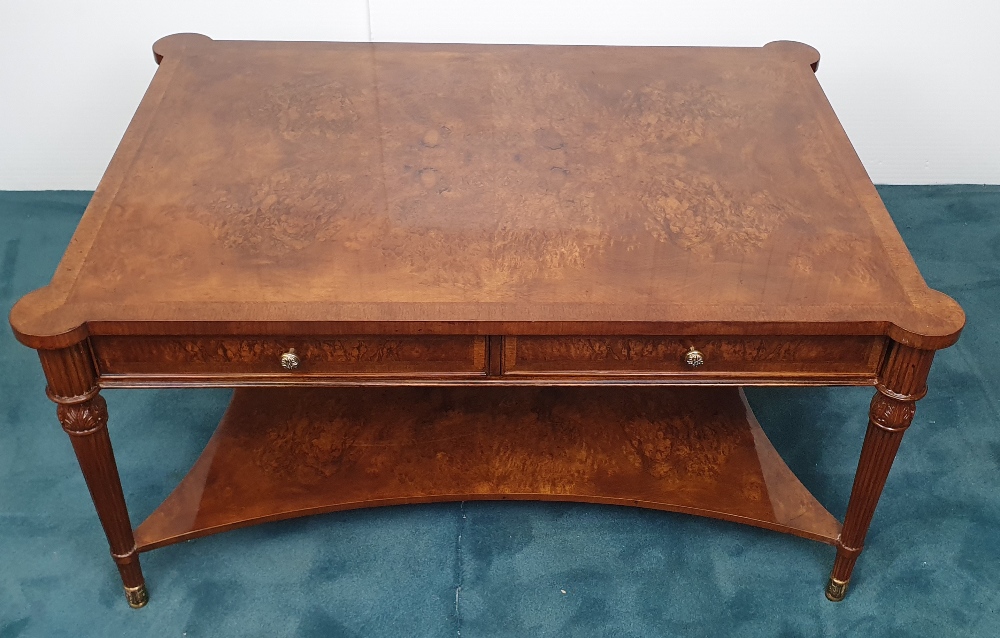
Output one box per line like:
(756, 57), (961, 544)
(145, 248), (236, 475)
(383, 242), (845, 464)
(826, 342), (934, 601)
(39, 342), (148, 609)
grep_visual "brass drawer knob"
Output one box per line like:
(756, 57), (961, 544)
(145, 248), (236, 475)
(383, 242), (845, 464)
(280, 348), (300, 370)
(684, 346), (705, 367)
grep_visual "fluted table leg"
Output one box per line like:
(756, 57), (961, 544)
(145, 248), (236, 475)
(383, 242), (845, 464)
(40, 342), (148, 608)
(826, 342), (934, 601)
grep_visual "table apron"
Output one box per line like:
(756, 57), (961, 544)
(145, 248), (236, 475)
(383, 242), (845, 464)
(90, 334), (886, 387)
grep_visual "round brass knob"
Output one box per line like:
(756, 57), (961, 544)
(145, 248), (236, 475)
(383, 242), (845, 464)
(280, 348), (300, 370)
(684, 346), (705, 368)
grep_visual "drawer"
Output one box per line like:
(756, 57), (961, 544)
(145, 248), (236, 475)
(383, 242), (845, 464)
(502, 336), (885, 379)
(93, 335), (488, 378)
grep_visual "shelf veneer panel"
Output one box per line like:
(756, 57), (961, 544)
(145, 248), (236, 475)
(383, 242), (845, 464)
(135, 386), (841, 551)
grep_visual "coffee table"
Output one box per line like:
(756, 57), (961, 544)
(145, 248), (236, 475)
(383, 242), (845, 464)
(9, 34), (964, 608)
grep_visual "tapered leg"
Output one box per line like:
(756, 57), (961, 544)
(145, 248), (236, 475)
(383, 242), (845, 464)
(40, 342), (148, 608)
(826, 342), (935, 601)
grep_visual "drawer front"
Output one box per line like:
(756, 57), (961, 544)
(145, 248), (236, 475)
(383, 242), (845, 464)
(503, 336), (884, 378)
(93, 336), (488, 377)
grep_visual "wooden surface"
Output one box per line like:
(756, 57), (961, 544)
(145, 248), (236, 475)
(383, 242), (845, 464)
(134, 386), (841, 552)
(8, 36), (965, 605)
(826, 341), (935, 600)
(9, 35), (963, 350)
(37, 342), (148, 607)
(88, 333), (886, 387)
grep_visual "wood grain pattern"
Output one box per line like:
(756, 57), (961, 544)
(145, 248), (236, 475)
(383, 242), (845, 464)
(93, 335), (487, 377)
(39, 344), (147, 607)
(504, 335), (884, 376)
(134, 386), (841, 552)
(6, 36), (965, 606)
(9, 36), (963, 350)
(826, 343), (935, 601)
(91, 334), (883, 386)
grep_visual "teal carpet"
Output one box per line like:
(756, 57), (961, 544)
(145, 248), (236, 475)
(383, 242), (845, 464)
(1, 187), (997, 636)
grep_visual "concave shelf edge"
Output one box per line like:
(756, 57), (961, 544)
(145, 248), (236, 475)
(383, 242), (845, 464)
(134, 386), (842, 551)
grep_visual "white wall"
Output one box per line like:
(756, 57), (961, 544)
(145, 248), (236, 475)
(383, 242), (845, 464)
(1, 0), (998, 189)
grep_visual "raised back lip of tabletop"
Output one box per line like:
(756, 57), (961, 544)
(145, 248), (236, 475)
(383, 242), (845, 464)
(9, 35), (964, 351)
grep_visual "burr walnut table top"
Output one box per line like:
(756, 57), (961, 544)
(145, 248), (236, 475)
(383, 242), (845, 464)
(10, 34), (963, 350)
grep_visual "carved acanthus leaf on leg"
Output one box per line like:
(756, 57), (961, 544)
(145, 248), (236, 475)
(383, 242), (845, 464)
(57, 395), (109, 436)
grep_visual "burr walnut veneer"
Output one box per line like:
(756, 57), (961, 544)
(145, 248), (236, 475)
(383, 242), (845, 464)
(9, 35), (964, 608)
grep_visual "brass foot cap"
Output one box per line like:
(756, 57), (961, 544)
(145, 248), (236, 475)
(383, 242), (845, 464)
(825, 577), (849, 602)
(124, 584), (149, 609)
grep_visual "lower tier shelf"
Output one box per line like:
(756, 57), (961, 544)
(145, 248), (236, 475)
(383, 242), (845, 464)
(134, 386), (841, 551)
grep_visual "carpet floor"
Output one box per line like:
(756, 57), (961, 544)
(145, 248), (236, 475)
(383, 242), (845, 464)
(1, 187), (997, 637)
